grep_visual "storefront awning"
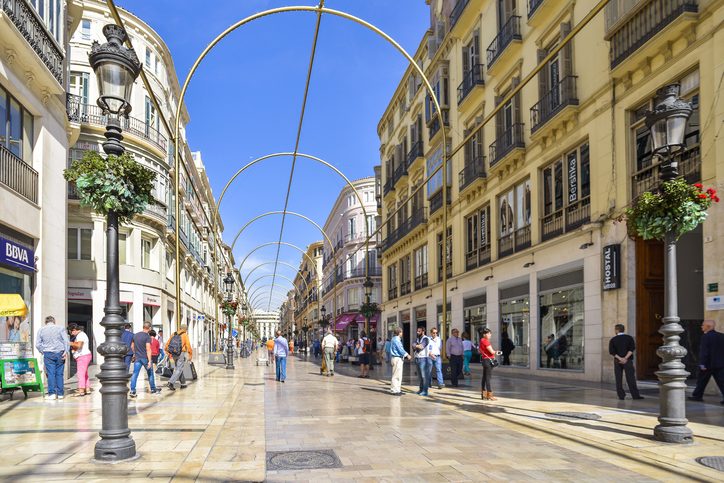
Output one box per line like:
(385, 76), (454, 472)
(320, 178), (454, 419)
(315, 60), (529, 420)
(0, 294), (28, 317)
(353, 313), (379, 326)
(335, 313), (356, 331)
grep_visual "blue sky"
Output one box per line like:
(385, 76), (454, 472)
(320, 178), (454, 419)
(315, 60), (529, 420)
(116, 0), (429, 309)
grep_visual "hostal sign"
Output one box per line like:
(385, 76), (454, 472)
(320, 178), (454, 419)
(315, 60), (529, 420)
(602, 244), (621, 290)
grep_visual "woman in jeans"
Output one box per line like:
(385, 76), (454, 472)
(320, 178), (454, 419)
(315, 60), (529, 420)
(479, 328), (500, 401)
(462, 332), (474, 375)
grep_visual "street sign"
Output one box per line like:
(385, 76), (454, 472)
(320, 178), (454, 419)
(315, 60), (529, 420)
(602, 244), (621, 290)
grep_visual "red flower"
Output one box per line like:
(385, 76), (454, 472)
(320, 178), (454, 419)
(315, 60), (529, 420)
(707, 188), (714, 195)
(715, 196), (721, 203)
(694, 183), (703, 189)
(698, 194), (707, 199)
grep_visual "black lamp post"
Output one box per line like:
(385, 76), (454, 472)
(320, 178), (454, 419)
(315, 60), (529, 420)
(320, 305), (328, 332)
(363, 276), (374, 335)
(645, 83), (694, 444)
(302, 317), (309, 354)
(90, 24), (141, 463)
(223, 273), (235, 370)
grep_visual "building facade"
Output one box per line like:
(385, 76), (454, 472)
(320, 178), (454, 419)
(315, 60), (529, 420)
(292, 241), (323, 342)
(320, 177), (382, 343)
(251, 310), (279, 341)
(0, 0), (71, 354)
(378, 0), (721, 383)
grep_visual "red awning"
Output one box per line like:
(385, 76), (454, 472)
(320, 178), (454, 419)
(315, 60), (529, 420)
(335, 313), (356, 331)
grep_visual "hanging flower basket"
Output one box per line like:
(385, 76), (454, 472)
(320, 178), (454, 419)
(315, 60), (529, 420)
(221, 300), (238, 318)
(626, 179), (718, 241)
(63, 151), (156, 224)
(360, 301), (379, 320)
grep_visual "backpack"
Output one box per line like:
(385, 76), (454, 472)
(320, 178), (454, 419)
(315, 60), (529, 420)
(167, 333), (183, 356)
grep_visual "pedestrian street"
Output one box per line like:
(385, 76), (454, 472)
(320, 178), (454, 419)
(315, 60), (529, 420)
(0, 351), (723, 482)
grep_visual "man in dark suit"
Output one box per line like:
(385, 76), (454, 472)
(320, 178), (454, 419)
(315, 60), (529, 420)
(609, 324), (644, 400)
(688, 320), (724, 404)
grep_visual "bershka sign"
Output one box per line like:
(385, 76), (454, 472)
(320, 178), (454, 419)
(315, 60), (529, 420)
(602, 244), (621, 290)
(0, 236), (34, 271)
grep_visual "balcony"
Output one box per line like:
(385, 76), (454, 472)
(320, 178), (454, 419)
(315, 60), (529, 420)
(400, 281), (411, 296)
(465, 244), (491, 271)
(388, 287), (398, 301)
(383, 178), (395, 196)
(489, 123), (525, 169)
(393, 162), (407, 184)
(541, 197), (591, 242)
(414, 273), (428, 291)
(0, 144), (38, 204)
(66, 94), (168, 153)
(457, 64), (485, 105)
(429, 190), (451, 215)
(437, 262), (452, 283)
(450, 0), (470, 27)
(530, 76), (578, 133)
(381, 208), (428, 252)
(632, 143), (700, 199)
(2, 0), (64, 85)
(607, 0), (698, 69)
(142, 202), (167, 223)
(498, 225), (531, 258)
(428, 108), (450, 140)
(406, 141), (423, 168)
(458, 154), (486, 193)
(486, 16), (522, 69)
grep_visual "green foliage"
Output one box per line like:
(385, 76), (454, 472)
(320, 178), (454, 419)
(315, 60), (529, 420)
(626, 179), (718, 241)
(63, 151), (156, 224)
(360, 301), (379, 319)
(221, 300), (238, 318)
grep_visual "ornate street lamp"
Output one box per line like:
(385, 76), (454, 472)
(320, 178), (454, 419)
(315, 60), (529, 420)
(223, 272), (236, 369)
(302, 316), (309, 354)
(90, 24), (141, 463)
(645, 83), (694, 444)
(363, 276), (374, 335)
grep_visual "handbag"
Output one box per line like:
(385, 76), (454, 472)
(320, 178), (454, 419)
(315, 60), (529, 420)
(490, 358), (500, 368)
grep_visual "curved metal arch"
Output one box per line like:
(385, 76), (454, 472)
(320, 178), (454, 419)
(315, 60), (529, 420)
(173, 5), (447, 337)
(231, 210), (334, 252)
(247, 273), (299, 296)
(248, 285), (293, 307)
(243, 261), (303, 286)
(238, 241), (318, 276)
(250, 291), (287, 309)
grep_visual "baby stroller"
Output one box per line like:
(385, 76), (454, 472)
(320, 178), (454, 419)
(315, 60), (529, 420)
(256, 348), (269, 366)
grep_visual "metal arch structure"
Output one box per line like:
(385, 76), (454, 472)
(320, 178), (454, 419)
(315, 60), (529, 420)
(243, 261), (304, 286)
(171, 4), (448, 339)
(248, 284), (297, 307)
(246, 274), (301, 296)
(231, 209), (333, 252)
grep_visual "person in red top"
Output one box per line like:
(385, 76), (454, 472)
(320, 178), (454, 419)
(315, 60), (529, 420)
(479, 328), (500, 401)
(149, 329), (161, 370)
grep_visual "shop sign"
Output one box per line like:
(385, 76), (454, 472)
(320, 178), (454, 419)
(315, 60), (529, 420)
(120, 291), (134, 304)
(567, 151), (578, 203)
(602, 244), (621, 290)
(143, 293), (161, 306)
(0, 237), (34, 271)
(67, 288), (92, 300)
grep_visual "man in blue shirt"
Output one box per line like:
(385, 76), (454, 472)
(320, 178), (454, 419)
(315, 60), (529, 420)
(121, 323), (134, 371)
(273, 330), (289, 383)
(35, 315), (70, 400)
(389, 327), (411, 395)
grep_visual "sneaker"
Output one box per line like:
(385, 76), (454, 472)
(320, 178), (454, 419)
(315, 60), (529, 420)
(419, 392), (428, 397)
(180, 385), (187, 389)
(129, 392), (137, 398)
(632, 396), (645, 400)
(44, 394), (56, 400)
(152, 389), (162, 394)
(687, 396), (703, 401)
(167, 383), (176, 391)
(57, 395), (64, 400)
(438, 385), (444, 389)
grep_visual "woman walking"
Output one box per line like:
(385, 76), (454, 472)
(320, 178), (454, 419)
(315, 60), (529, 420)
(462, 332), (473, 376)
(69, 324), (92, 397)
(479, 328), (500, 401)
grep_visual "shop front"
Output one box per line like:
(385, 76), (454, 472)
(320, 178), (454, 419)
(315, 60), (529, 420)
(0, 232), (34, 347)
(499, 283), (530, 367)
(538, 270), (585, 371)
(463, 293), (487, 363)
(67, 287), (94, 376)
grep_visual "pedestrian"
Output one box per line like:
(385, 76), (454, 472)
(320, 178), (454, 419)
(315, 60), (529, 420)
(121, 323), (133, 371)
(273, 330), (289, 382)
(500, 330), (515, 365)
(69, 324), (92, 397)
(446, 328), (464, 387)
(413, 327), (432, 396)
(130, 322), (160, 397)
(544, 334), (558, 368)
(157, 328), (165, 362)
(321, 329), (338, 376)
(429, 327), (444, 389)
(688, 320), (724, 404)
(35, 316), (69, 400)
(383, 338), (392, 364)
(377, 337), (384, 365)
(389, 327), (411, 395)
(357, 331), (371, 378)
(149, 329), (161, 370)
(313, 338), (321, 359)
(462, 332), (474, 376)
(165, 324), (192, 391)
(289, 338), (294, 355)
(266, 337), (275, 364)
(608, 324), (644, 400)
(479, 328), (500, 401)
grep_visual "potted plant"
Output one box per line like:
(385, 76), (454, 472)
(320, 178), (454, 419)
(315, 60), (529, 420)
(220, 300), (238, 318)
(360, 301), (379, 320)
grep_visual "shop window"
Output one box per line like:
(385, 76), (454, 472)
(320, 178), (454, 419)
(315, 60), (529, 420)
(498, 178), (531, 258)
(500, 285), (529, 367)
(67, 227), (92, 260)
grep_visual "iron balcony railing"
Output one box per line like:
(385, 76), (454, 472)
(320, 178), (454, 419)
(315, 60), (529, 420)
(458, 154), (486, 191)
(400, 280), (411, 296)
(428, 108), (450, 139)
(0, 144), (38, 204)
(414, 273), (428, 291)
(388, 286), (398, 301)
(429, 190), (451, 215)
(383, 178), (395, 196)
(528, 0), (546, 17)
(531, 76), (578, 132)
(632, 143), (700, 199)
(457, 64), (485, 104)
(541, 197), (591, 242)
(2, 0), (64, 85)
(608, 0), (698, 68)
(66, 94), (168, 152)
(498, 225), (531, 259)
(465, 244), (491, 271)
(381, 208), (428, 252)
(486, 16), (522, 68)
(450, 0), (471, 27)
(437, 263), (453, 283)
(406, 141), (423, 167)
(489, 123), (525, 168)
(393, 162), (407, 183)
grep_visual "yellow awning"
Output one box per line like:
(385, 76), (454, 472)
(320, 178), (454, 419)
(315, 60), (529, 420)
(0, 294), (27, 317)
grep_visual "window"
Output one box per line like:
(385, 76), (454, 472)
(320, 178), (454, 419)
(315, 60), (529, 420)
(67, 228), (92, 260)
(414, 245), (428, 289)
(348, 288), (360, 307)
(539, 271), (584, 370)
(426, 144), (452, 197)
(119, 232), (127, 265)
(348, 217), (356, 239)
(541, 142), (591, 241)
(145, 47), (152, 68)
(145, 97), (158, 136)
(366, 215), (375, 236)
(387, 265), (398, 299)
(498, 179), (531, 257)
(465, 204), (491, 270)
(500, 284), (529, 367)
(142, 238), (154, 270)
(69, 71), (90, 105)
(30, 0), (63, 43)
(437, 227), (452, 282)
(400, 255), (411, 295)
(80, 19), (91, 41)
(0, 86), (34, 163)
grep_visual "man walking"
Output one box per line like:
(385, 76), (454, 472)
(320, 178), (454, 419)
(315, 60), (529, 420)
(429, 327), (444, 389)
(688, 320), (724, 404)
(446, 328), (464, 387)
(413, 327), (432, 397)
(274, 330), (289, 382)
(130, 322), (160, 397)
(166, 324), (192, 391)
(321, 329), (338, 377)
(389, 327), (411, 395)
(357, 331), (371, 378)
(35, 316), (70, 400)
(609, 324), (644, 400)
(121, 323), (134, 371)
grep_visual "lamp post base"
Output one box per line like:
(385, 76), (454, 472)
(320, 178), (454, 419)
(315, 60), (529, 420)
(654, 422), (694, 444)
(225, 337), (235, 370)
(94, 436), (137, 462)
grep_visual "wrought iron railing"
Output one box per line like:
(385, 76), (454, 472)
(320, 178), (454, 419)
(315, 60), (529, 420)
(458, 154), (486, 191)
(438, 263), (453, 283)
(0, 144), (38, 204)
(531, 76), (578, 132)
(383, 178), (395, 196)
(498, 225), (531, 259)
(450, 0), (470, 27)
(393, 162), (407, 183)
(457, 64), (485, 104)
(486, 16), (522, 68)
(489, 123), (525, 167)
(428, 108), (450, 139)
(2, 0), (64, 85)
(632, 144), (700, 198)
(381, 209), (428, 252)
(465, 244), (491, 271)
(429, 190), (451, 215)
(400, 281), (411, 296)
(388, 287), (398, 301)
(414, 273), (428, 291)
(66, 94), (168, 152)
(541, 197), (591, 242)
(406, 141), (423, 167)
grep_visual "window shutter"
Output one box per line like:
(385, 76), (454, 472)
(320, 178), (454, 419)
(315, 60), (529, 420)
(462, 45), (470, 74)
(537, 49), (549, 97)
(495, 95), (504, 138)
(463, 128), (472, 164)
(560, 22), (573, 77)
(512, 78), (522, 125)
